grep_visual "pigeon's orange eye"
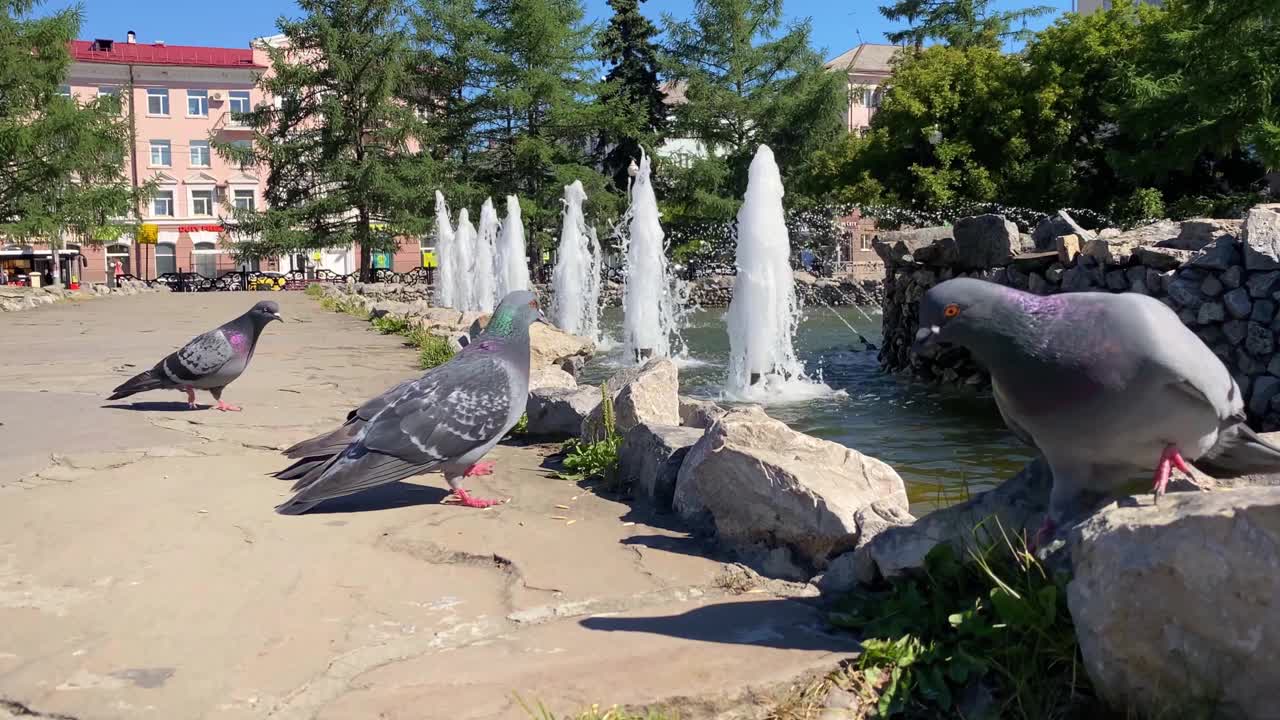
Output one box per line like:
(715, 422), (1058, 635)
(943, 304), (961, 319)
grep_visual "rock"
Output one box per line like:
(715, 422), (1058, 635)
(525, 385), (601, 438)
(1032, 210), (1095, 251)
(1199, 274), (1223, 297)
(1136, 245), (1193, 271)
(1242, 204), (1280, 271)
(1028, 272), (1051, 295)
(1222, 265), (1244, 289)
(1166, 276), (1205, 310)
(1223, 319), (1248, 346)
(1082, 236), (1140, 266)
(529, 365), (576, 392)
(1196, 302), (1225, 325)
(619, 424), (703, 509)
(1104, 269), (1128, 291)
(678, 396), (725, 429)
(1008, 251), (1057, 273)
(1195, 326), (1223, 346)
(582, 357), (680, 442)
(1172, 218), (1243, 250)
(529, 323), (594, 372)
(1247, 322), (1275, 357)
(673, 405), (910, 569)
(873, 226), (955, 266)
(1238, 348), (1266, 376)
(1223, 288), (1253, 319)
(1055, 234), (1082, 264)
(1249, 375), (1280, 416)
(1067, 487), (1280, 720)
(854, 459), (1053, 584)
(1177, 307), (1198, 325)
(1045, 264), (1065, 283)
(1252, 300), (1277, 324)
(1116, 219), (1180, 248)
(1187, 236), (1239, 271)
(1061, 266), (1097, 292)
(1248, 270), (1280, 299)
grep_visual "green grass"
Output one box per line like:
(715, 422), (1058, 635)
(558, 386), (622, 489)
(314, 291), (456, 370)
(828, 519), (1100, 719)
(304, 283), (325, 298)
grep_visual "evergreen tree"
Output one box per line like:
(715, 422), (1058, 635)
(878, 0), (1053, 49)
(1, 0), (141, 281)
(595, 0), (667, 192)
(218, 0), (436, 279)
(471, 0), (617, 248)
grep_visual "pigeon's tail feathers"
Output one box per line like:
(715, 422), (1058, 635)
(282, 420), (365, 459)
(108, 367), (167, 400)
(1198, 422), (1280, 477)
(273, 457), (328, 481)
(275, 451), (428, 515)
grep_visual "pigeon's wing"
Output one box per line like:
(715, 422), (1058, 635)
(361, 354), (514, 465)
(157, 329), (236, 385)
(992, 378), (1038, 449)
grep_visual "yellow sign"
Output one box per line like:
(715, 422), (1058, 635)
(422, 250), (437, 268)
(137, 224), (159, 244)
(311, 251), (322, 262)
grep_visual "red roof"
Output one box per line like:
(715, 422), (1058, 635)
(70, 39), (264, 69)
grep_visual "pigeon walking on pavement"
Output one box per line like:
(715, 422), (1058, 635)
(108, 300), (282, 411)
(274, 290), (545, 515)
(913, 277), (1280, 544)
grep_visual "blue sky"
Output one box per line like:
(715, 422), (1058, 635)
(63, 0), (1075, 61)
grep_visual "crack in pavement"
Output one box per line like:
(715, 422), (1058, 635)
(0, 698), (80, 720)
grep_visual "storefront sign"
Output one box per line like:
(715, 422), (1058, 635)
(177, 224), (224, 233)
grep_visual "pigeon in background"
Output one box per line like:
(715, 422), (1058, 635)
(108, 300), (282, 411)
(274, 290), (545, 515)
(913, 278), (1280, 544)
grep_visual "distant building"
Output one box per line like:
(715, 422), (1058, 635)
(654, 80), (711, 167)
(1075, 0), (1162, 14)
(824, 43), (900, 135)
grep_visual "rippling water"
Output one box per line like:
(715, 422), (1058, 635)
(582, 306), (1035, 513)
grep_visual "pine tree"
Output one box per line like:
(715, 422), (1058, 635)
(1, 0), (141, 282)
(218, 0), (436, 279)
(878, 0), (1053, 49)
(596, 0), (667, 192)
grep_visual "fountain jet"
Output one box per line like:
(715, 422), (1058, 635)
(434, 191), (457, 309)
(621, 149), (685, 362)
(551, 180), (602, 340)
(474, 199), (499, 312)
(724, 145), (834, 402)
(454, 208), (477, 312)
(495, 195), (531, 297)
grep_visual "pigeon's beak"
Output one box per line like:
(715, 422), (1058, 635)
(912, 325), (941, 355)
(271, 312), (284, 323)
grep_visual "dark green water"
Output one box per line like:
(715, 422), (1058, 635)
(582, 306), (1035, 513)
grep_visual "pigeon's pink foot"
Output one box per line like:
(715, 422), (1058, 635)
(464, 461), (496, 477)
(1029, 516), (1057, 553)
(447, 488), (506, 509)
(184, 387), (197, 409)
(1152, 444), (1188, 501)
(215, 400), (242, 412)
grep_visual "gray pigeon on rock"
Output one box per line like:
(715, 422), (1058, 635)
(274, 290), (545, 514)
(108, 300), (281, 411)
(913, 277), (1280, 542)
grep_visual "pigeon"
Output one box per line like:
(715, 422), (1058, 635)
(108, 300), (282, 411)
(273, 290), (545, 515)
(913, 277), (1280, 543)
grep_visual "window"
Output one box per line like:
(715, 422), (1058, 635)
(146, 88), (169, 115)
(193, 241), (218, 278)
(149, 140), (171, 166)
(106, 244), (131, 276)
(187, 89), (208, 116)
(56, 84), (71, 98)
(232, 189), (256, 211)
(229, 90), (251, 123)
(189, 140), (211, 167)
(860, 233), (873, 251)
(237, 257), (260, 272)
(191, 190), (214, 216)
(152, 190), (174, 217)
(98, 86), (117, 98)
(229, 139), (252, 169)
(156, 243), (176, 275)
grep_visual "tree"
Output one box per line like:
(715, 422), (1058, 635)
(1, 0), (141, 282)
(595, 0), (667, 192)
(661, 0), (844, 221)
(878, 0), (1053, 49)
(218, 0), (436, 279)
(468, 0), (618, 250)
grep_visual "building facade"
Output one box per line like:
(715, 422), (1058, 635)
(824, 43), (899, 136)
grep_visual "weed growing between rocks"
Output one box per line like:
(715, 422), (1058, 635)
(304, 283), (325, 298)
(312, 291), (458, 370)
(519, 697), (674, 720)
(828, 521), (1103, 719)
(558, 386), (621, 488)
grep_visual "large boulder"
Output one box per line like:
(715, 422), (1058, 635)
(678, 396), (725, 429)
(525, 385), (601, 438)
(529, 364), (576, 392)
(1032, 210), (1095, 251)
(1242, 204), (1280, 271)
(619, 423), (704, 509)
(1068, 487), (1280, 720)
(672, 405), (910, 569)
(873, 226), (955, 266)
(951, 214), (1018, 269)
(529, 322), (594, 373)
(1168, 218), (1243, 251)
(581, 357), (680, 442)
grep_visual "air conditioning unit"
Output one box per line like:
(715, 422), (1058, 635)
(211, 91), (224, 101)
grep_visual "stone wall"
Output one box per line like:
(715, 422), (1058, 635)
(0, 280), (167, 312)
(878, 205), (1280, 428)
